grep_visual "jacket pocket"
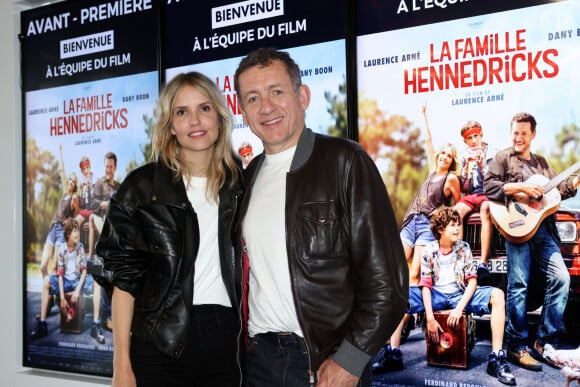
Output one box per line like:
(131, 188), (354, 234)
(297, 200), (346, 259)
(136, 225), (182, 313)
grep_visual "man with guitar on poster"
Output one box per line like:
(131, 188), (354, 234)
(484, 112), (580, 372)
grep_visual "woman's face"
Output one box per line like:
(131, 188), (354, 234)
(437, 146), (455, 171)
(66, 174), (77, 193)
(170, 84), (219, 163)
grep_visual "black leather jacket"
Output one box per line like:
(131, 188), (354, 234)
(241, 128), (408, 376)
(94, 161), (243, 359)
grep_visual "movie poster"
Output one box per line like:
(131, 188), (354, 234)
(21, 0), (159, 376)
(357, 0), (579, 224)
(163, 0), (348, 166)
(357, 1), (580, 386)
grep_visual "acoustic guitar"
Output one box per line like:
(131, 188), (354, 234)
(489, 161), (580, 244)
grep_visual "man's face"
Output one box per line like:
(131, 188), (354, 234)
(104, 158), (116, 181)
(463, 132), (483, 148)
(510, 121), (535, 156)
(238, 60), (310, 155)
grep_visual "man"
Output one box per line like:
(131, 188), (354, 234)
(484, 112), (580, 371)
(88, 152), (120, 259)
(377, 207), (515, 385)
(234, 47), (408, 387)
(88, 152), (120, 330)
(454, 120), (498, 279)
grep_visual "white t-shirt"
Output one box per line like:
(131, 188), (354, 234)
(434, 250), (461, 295)
(62, 247), (78, 282)
(243, 146), (303, 337)
(183, 176), (231, 307)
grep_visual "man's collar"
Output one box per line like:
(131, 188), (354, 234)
(290, 127), (315, 171)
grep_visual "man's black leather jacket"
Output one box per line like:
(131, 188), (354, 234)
(240, 128), (408, 376)
(94, 161), (243, 359)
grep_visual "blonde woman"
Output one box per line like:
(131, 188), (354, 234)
(95, 72), (243, 387)
(373, 104), (461, 374)
(400, 105), (461, 285)
(39, 146), (80, 279)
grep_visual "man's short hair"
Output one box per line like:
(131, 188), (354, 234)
(511, 112), (537, 133)
(430, 206), (461, 240)
(104, 152), (117, 166)
(234, 47), (302, 97)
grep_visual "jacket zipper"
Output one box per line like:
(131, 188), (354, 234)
(231, 191), (244, 387)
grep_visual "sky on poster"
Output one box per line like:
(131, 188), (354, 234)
(25, 72), (158, 185)
(166, 40), (347, 156)
(357, 1), (580, 171)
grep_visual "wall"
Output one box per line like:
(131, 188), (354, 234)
(0, 2), (108, 385)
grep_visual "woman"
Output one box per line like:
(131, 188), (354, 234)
(94, 72), (243, 387)
(372, 104), (461, 375)
(40, 150), (79, 279)
(400, 104), (461, 285)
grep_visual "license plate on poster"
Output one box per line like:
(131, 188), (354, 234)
(490, 258), (508, 273)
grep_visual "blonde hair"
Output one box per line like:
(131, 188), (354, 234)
(435, 143), (459, 175)
(152, 72), (240, 202)
(67, 172), (79, 196)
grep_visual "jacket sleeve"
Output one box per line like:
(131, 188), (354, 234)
(90, 179), (103, 213)
(483, 150), (508, 202)
(331, 149), (409, 376)
(93, 190), (146, 299)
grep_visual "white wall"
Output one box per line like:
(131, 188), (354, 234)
(0, 2), (108, 386)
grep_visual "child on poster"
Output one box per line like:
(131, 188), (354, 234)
(453, 120), (498, 278)
(31, 217), (105, 344)
(374, 206), (515, 386)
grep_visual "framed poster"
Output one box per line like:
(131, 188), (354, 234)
(21, 0), (160, 376)
(163, 0), (350, 165)
(356, 0), (580, 386)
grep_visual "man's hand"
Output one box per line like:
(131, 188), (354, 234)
(317, 358), (359, 387)
(523, 182), (544, 200)
(426, 317), (444, 343)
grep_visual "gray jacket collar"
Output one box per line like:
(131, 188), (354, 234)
(290, 127), (315, 172)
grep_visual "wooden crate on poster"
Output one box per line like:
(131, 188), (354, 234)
(426, 310), (475, 369)
(60, 293), (83, 333)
